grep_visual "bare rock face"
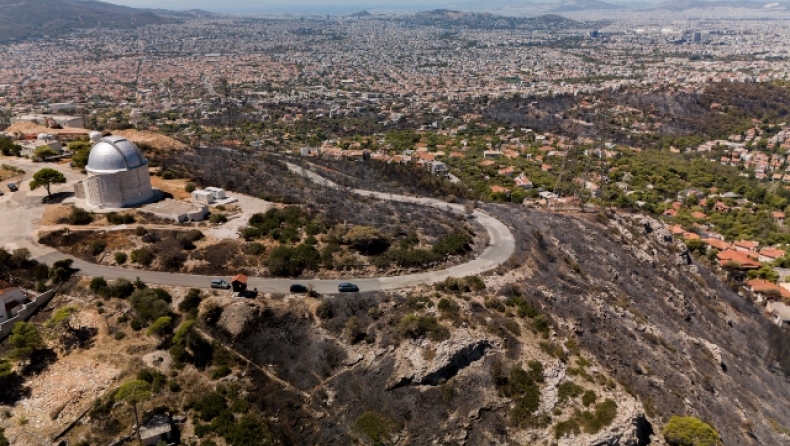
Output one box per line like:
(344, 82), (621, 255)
(559, 395), (653, 446)
(387, 331), (493, 389)
(217, 301), (262, 339)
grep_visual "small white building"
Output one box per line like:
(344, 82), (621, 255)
(192, 190), (215, 205)
(0, 287), (29, 323)
(19, 139), (63, 158)
(205, 187), (227, 200)
(139, 414), (173, 446)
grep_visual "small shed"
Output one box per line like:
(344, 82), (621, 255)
(205, 187), (227, 200)
(192, 190), (215, 205)
(231, 274), (248, 293)
(140, 414), (173, 446)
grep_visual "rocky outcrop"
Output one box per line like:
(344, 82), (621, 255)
(387, 332), (494, 389)
(216, 301), (262, 340)
(558, 397), (653, 446)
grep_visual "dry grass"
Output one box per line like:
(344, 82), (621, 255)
(39, 204), (77, 226)
(0, 167), (23, 182)
(150, 175), (192, 200)
(113, 129), (188, 152)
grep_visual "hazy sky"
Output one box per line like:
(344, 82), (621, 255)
(106, 0), (454, 14)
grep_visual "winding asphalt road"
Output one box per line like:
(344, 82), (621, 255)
(0, 158), (515, 294)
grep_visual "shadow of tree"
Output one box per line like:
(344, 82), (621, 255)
(0, 372), (31, 405)
(22, 348), (58, 376)
(42, 191), (74, 204)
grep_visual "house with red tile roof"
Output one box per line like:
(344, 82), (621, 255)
(734, 240), (760, 252)
(669, 225), (685, 236)
(702, 238), (731, 251)
(498, 166), (515, 177)
(746, 279), (790, 299)
(717, 249), (761, 269)
(691, 211), (708, 219)
(663, 208), (677, 218)
(490, 185), (510, 194)
(514, 173), (533, 189)
(683, 232), (700, 240)
(758, 248), (786, 263)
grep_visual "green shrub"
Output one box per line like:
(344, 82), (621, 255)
(210, 213), (228, 224)
(582, 390), (597, 407)
(130, 288), (172, 323)
(211, 365), (232, 380)
(532, 314), (551, 337)
(539, 341), (566, 360)
(90, 276), (108, 295)
(484, 297), (505, 312)
(558, 381), (584, 402)
(114, 251), (127, 264)
(179, 288), (203, 314)
(492, 360), (547, 428)
(67, 207), (93, 225)
(581, 399), (618, 434)
(663, 416), (721, 446)
(185, 182), (196, 193)
(89, 240), (107, 256)
(397, 315), (450, 342)
(109, 277), (135, 298)
(177, 229), (204, 250)
(114, 331), (126, 340)
(505, 295), (540, 318)
(130, 319), (143, 331)
(146, 316), (173, 337)
(355, 411), (400, 444)
(266, 244), (319, 277)
(432, 230), (472, 257)
(106, 212), (135, 225)
(130, 248), (155, 266)
(189, 392), (228, 421)
(244, 242), (266, 256)
(161, 170), (175, 180)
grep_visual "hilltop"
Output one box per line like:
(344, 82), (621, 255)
(0, 0), (181, 43)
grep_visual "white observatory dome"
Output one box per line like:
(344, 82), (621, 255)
(86, 136), (148, 175)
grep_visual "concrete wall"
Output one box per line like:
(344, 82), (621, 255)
(84, 167), (153, 208)
(0, 289), (56, 340)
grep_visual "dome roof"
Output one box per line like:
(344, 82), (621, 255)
(86, 136), (148, 174)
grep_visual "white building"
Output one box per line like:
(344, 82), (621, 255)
(1, 287), (29, 323)
(204, 187), (227, 200)
(12, 113), (84, 129)
(73, 136), (154, 209)
(192, 190), (214, 205)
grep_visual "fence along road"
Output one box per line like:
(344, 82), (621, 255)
(27, 162), (515, 294)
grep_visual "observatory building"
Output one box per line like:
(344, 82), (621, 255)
(74, 136), (154, 208)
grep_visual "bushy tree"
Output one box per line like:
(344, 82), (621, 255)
(115, 380), (151, 444)
(29, 168), (66, 199)
(49, 258), (74, 283)
(8, 322), (44, 363)
(663, 416), (721, 446)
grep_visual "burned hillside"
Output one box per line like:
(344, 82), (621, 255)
(196, 205), (790, 445)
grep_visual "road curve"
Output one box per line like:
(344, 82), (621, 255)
(5, 158), (515, 294)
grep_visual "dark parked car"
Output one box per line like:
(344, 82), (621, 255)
(210, 279), (231, 289)
(7, 183), (17, 192)
(338, 282), (359, 292)
(289, 284), (308, 293)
